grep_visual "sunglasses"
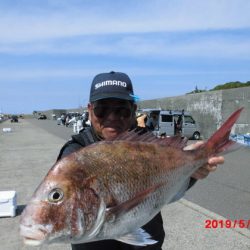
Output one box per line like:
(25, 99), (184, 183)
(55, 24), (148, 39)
(93, 105), (132, 119)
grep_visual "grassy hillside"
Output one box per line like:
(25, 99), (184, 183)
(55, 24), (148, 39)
(187, 81), (250, 94)
(211, 81), (250, 91)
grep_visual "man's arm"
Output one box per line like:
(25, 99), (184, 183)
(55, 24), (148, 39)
(184, 141), (224, 179)
(170, 141), (225, 202)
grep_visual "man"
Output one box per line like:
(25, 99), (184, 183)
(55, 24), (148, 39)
(57, 71), (224, 250)
(146, 113), (159, 131)
(137, 113), (147, 128)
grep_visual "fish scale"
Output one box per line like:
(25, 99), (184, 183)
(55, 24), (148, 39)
(57, 141), (200, 240)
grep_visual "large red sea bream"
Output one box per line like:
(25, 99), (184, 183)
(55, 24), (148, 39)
(20, 108), (244, 246)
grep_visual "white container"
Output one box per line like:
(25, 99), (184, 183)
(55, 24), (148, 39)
(0, 191), (17, 217)
(2, 128), (12, 132)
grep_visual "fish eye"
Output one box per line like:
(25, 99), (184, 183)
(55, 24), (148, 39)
(48, 188), (64, 203)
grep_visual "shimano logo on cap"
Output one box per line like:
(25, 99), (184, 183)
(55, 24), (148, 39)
(95, 80), (127, 89)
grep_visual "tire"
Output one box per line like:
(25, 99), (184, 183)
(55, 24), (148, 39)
(193, 132), (200, 140)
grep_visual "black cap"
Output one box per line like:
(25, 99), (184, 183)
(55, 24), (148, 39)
(89, 71), (135, 102)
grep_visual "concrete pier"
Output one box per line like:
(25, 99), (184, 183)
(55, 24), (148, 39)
(0, 119), (249, 250)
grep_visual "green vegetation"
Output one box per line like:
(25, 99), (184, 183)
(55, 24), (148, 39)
(211, 81), (250, 91)
(187, 81), (250, 94)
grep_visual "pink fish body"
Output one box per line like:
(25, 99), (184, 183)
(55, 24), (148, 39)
(20, 108), (244, 246)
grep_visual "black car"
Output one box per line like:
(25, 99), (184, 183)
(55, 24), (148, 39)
(38, 114), (47, 120)
(11, 115), (18, 123)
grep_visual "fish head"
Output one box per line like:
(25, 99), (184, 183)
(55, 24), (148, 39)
(20, 160), (105, 246)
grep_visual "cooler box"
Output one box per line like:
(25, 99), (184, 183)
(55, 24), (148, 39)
(2, 128), (12, 132)
(0, 191), (17, 217)
(244, 135), (250, 145)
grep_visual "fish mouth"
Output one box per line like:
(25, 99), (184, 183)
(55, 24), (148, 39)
(20, 224), (47, 246)
(23, 237), (44, 246)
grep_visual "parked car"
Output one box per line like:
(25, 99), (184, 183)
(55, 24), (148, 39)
(38, 114), (47, 120)
(141, 108), (201, 140)
(11, 115), (18, 123)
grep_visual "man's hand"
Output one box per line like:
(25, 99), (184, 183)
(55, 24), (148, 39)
(184, 141), (225, 180)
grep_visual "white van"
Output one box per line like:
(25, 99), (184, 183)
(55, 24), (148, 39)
(141, 109), (201, 140)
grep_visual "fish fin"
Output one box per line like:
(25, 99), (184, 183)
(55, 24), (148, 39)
(106, 182), (165, 217)
(205, 107), (244, 155)
(116, 228), (157, 246)
(112, 130), (188, 149)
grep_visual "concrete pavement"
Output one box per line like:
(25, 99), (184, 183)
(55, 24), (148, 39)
(0, 119), (249, 250)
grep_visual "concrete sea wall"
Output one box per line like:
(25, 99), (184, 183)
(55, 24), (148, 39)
(138, 87), (250, 139)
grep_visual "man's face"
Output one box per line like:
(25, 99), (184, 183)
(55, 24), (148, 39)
(88, 98), (137, 140)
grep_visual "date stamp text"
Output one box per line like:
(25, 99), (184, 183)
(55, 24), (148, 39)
(205, 219), (250, 229)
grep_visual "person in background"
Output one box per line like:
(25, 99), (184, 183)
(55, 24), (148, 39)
(146, 113), (158, 131)
(65, 114), (70, 127)
(82, 111), (90, 128)
(174, 115), (183, 135)
(61, 113), (66, 126)
(68, 115), (77, 133)
(137, 112), (147, 128)
(57, 71), (224, 250)
(76, 116), (83, 133)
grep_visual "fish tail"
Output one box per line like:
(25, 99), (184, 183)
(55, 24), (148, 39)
(204, 107), (244, 155)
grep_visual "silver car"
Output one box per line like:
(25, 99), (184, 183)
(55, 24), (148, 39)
(142, 109), (201, 140)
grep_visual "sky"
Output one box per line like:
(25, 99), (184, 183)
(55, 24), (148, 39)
(0, 0), (250, 114)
